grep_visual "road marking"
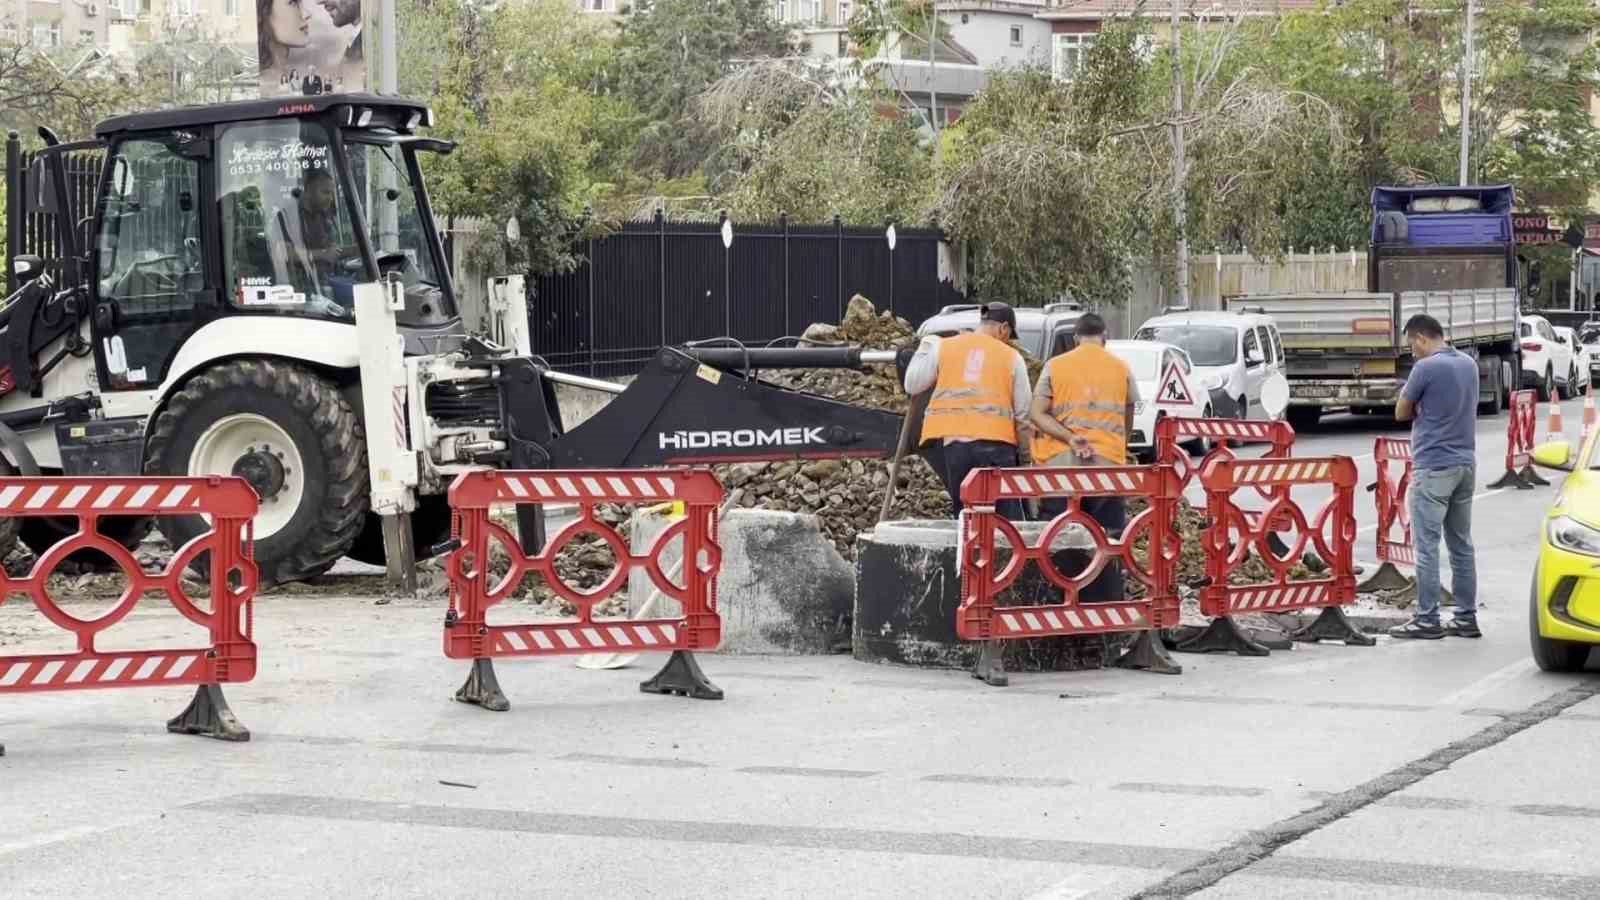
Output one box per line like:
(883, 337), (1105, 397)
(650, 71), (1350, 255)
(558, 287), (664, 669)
(0, 813), (165, 857)
(1438, 658), (1537, 708)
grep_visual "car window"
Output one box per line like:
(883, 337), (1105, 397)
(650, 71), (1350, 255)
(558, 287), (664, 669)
(1134, 324), (1238, 366)
(1177, 350), (1192, 373)
(1051, 330), (1075, 356)
(1254, 326), (1273, 363)
(1521, 322), (1532, 337)
(1269, 326), (1284, 363)
(1110, 344), (1163, 380)
(1243, 327), (1260, 362)
(1540, 320), (1555, 340)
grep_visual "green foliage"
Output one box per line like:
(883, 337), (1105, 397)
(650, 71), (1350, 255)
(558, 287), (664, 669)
(1251, 0), (1600, 246)
(698, 60), (931, 225)
(399, 0), (641, 275)
(614, 0), (788, 182)
(934, 16), (1350, 304)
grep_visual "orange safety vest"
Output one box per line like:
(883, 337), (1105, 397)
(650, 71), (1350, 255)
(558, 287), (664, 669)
(920, 332), (1020, 446)
(1032, 343), (1130, 464)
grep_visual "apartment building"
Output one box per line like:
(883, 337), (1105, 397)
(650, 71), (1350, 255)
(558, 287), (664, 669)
(5, 0), (254, 70)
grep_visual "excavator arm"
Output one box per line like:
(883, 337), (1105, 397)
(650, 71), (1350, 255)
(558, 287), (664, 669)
(540, 346), (920, 468)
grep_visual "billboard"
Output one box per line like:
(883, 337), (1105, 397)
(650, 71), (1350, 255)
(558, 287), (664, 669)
(257, 0), (367, 97)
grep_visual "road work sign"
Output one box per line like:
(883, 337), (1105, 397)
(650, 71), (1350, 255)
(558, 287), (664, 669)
(1156, 362), (1195, 407)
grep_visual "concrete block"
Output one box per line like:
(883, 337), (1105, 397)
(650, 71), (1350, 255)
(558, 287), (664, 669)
(854, 518), (1128, 672)
(629, 507), (852, 654)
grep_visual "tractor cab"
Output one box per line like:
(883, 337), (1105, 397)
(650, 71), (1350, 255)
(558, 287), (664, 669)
(10, 93), (459, 396)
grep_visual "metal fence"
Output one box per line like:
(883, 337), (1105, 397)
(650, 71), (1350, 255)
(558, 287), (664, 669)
(5, 133), (107, 294)
(528, 211), (965, 376)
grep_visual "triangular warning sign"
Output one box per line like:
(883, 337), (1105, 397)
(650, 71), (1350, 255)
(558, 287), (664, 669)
(1156, 360), (1196, 407)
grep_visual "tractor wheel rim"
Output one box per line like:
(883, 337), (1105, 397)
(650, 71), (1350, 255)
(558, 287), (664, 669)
(188, 413), (305, 539)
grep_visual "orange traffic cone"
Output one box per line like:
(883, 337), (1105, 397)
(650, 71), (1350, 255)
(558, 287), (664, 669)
(1547, 396), (1565, 439)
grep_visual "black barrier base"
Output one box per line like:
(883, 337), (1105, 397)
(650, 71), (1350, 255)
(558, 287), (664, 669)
(166, 684), (250, 742)
(1355, 561), (1414, 594)
(1486, 468), (1532, 490)
(1172, 617), (1273, 656)
(1290, 606), (1377, 646)
(455, 658), (511, 712)
(970, 639), (1009, 687)
(1112, 630), (1183, 675)
(640, 650), (724, 700)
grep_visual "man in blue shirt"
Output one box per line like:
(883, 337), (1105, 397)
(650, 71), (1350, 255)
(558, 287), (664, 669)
(1389, 314), (1481, 639)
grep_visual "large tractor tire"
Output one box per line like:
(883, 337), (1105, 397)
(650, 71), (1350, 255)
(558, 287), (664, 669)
(145, 359), (369, 586)
(346, 494), (454, 568)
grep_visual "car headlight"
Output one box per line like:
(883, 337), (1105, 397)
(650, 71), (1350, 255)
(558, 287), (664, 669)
(1548, 515), (1600, 557)
(1198, 373), (1226, 391)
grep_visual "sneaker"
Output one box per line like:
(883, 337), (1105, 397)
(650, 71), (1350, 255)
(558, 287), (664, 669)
(1444, 617), (1483, 639)
(1388, 618), (1444, 640)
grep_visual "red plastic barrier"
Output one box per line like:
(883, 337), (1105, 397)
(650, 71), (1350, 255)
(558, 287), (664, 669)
(445, 468), (726, 710)
(1188, 455), (1371, 652)
(1487, 390), (1548, 490)
(1154, 417), (1296, 505)
(0, 476), (260, 753)
(1372, 437), (1414, 569)
(956, 464), (1183, 679)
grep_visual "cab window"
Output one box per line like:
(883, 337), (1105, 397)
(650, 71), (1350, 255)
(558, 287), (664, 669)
(217, 119), (358, 320)
(96, 137), (203, 317)
(1268, 326), (1284, 363)
(1051, 330), (1075, 356)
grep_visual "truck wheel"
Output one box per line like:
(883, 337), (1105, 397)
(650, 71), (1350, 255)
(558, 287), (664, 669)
(145, 360), (369, 586)
(346, 495), (454, 567)
(1286, 407), (1321, 431)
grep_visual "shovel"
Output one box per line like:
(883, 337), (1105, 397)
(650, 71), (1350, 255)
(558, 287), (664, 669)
(575, 490), (743, 670)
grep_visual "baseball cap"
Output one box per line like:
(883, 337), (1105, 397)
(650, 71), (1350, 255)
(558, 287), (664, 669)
(979, 302), (1017, 332)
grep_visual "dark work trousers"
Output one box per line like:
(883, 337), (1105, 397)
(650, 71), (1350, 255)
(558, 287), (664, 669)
(941, 439), (1026, 520)
(1038, 495), (1126, 603)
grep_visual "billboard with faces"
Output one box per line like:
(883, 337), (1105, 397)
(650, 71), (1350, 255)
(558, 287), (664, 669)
(257, 0), (367, 97)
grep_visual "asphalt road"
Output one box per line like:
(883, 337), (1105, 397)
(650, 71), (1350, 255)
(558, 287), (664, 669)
(2, 398), (1598, 899)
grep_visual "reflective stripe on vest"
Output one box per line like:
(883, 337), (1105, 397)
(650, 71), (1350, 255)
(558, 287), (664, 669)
(920, 332), (1020, 445)
(1031, 344), (1130, 464)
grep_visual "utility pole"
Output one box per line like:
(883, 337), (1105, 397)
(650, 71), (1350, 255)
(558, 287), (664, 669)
(1170, 0), (1190, 309)
(927, 0), (938, 135)
(1458, 0), (1474, 185)
(379, 0), (397, 95)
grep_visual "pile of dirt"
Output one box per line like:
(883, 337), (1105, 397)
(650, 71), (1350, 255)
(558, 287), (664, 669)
(739, 295), (1045, 557)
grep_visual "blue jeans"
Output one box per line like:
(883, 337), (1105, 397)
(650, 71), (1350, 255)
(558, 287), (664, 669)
(1409, 465), (1478, 625)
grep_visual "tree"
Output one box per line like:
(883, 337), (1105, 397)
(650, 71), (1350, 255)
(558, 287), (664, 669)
(697, 58), (933, 225)
(1250, 0), (1600, 259)
(398, 0), (641, 275)
(613, 0), (788, 183)
(932, 11), (1346, 304)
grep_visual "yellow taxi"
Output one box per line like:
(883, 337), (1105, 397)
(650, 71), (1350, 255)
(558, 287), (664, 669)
(1529, 434), (1600, 672)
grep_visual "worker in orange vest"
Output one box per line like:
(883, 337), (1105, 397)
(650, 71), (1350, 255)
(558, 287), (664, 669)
(903, 302), (1031, 519)
(1029, 313), (1139, 602)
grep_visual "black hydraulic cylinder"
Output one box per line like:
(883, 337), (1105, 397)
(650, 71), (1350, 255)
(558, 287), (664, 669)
(677, 346), (895, 371)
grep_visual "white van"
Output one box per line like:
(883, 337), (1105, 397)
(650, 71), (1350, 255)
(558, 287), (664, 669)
(1133, 310), (1286, 420)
